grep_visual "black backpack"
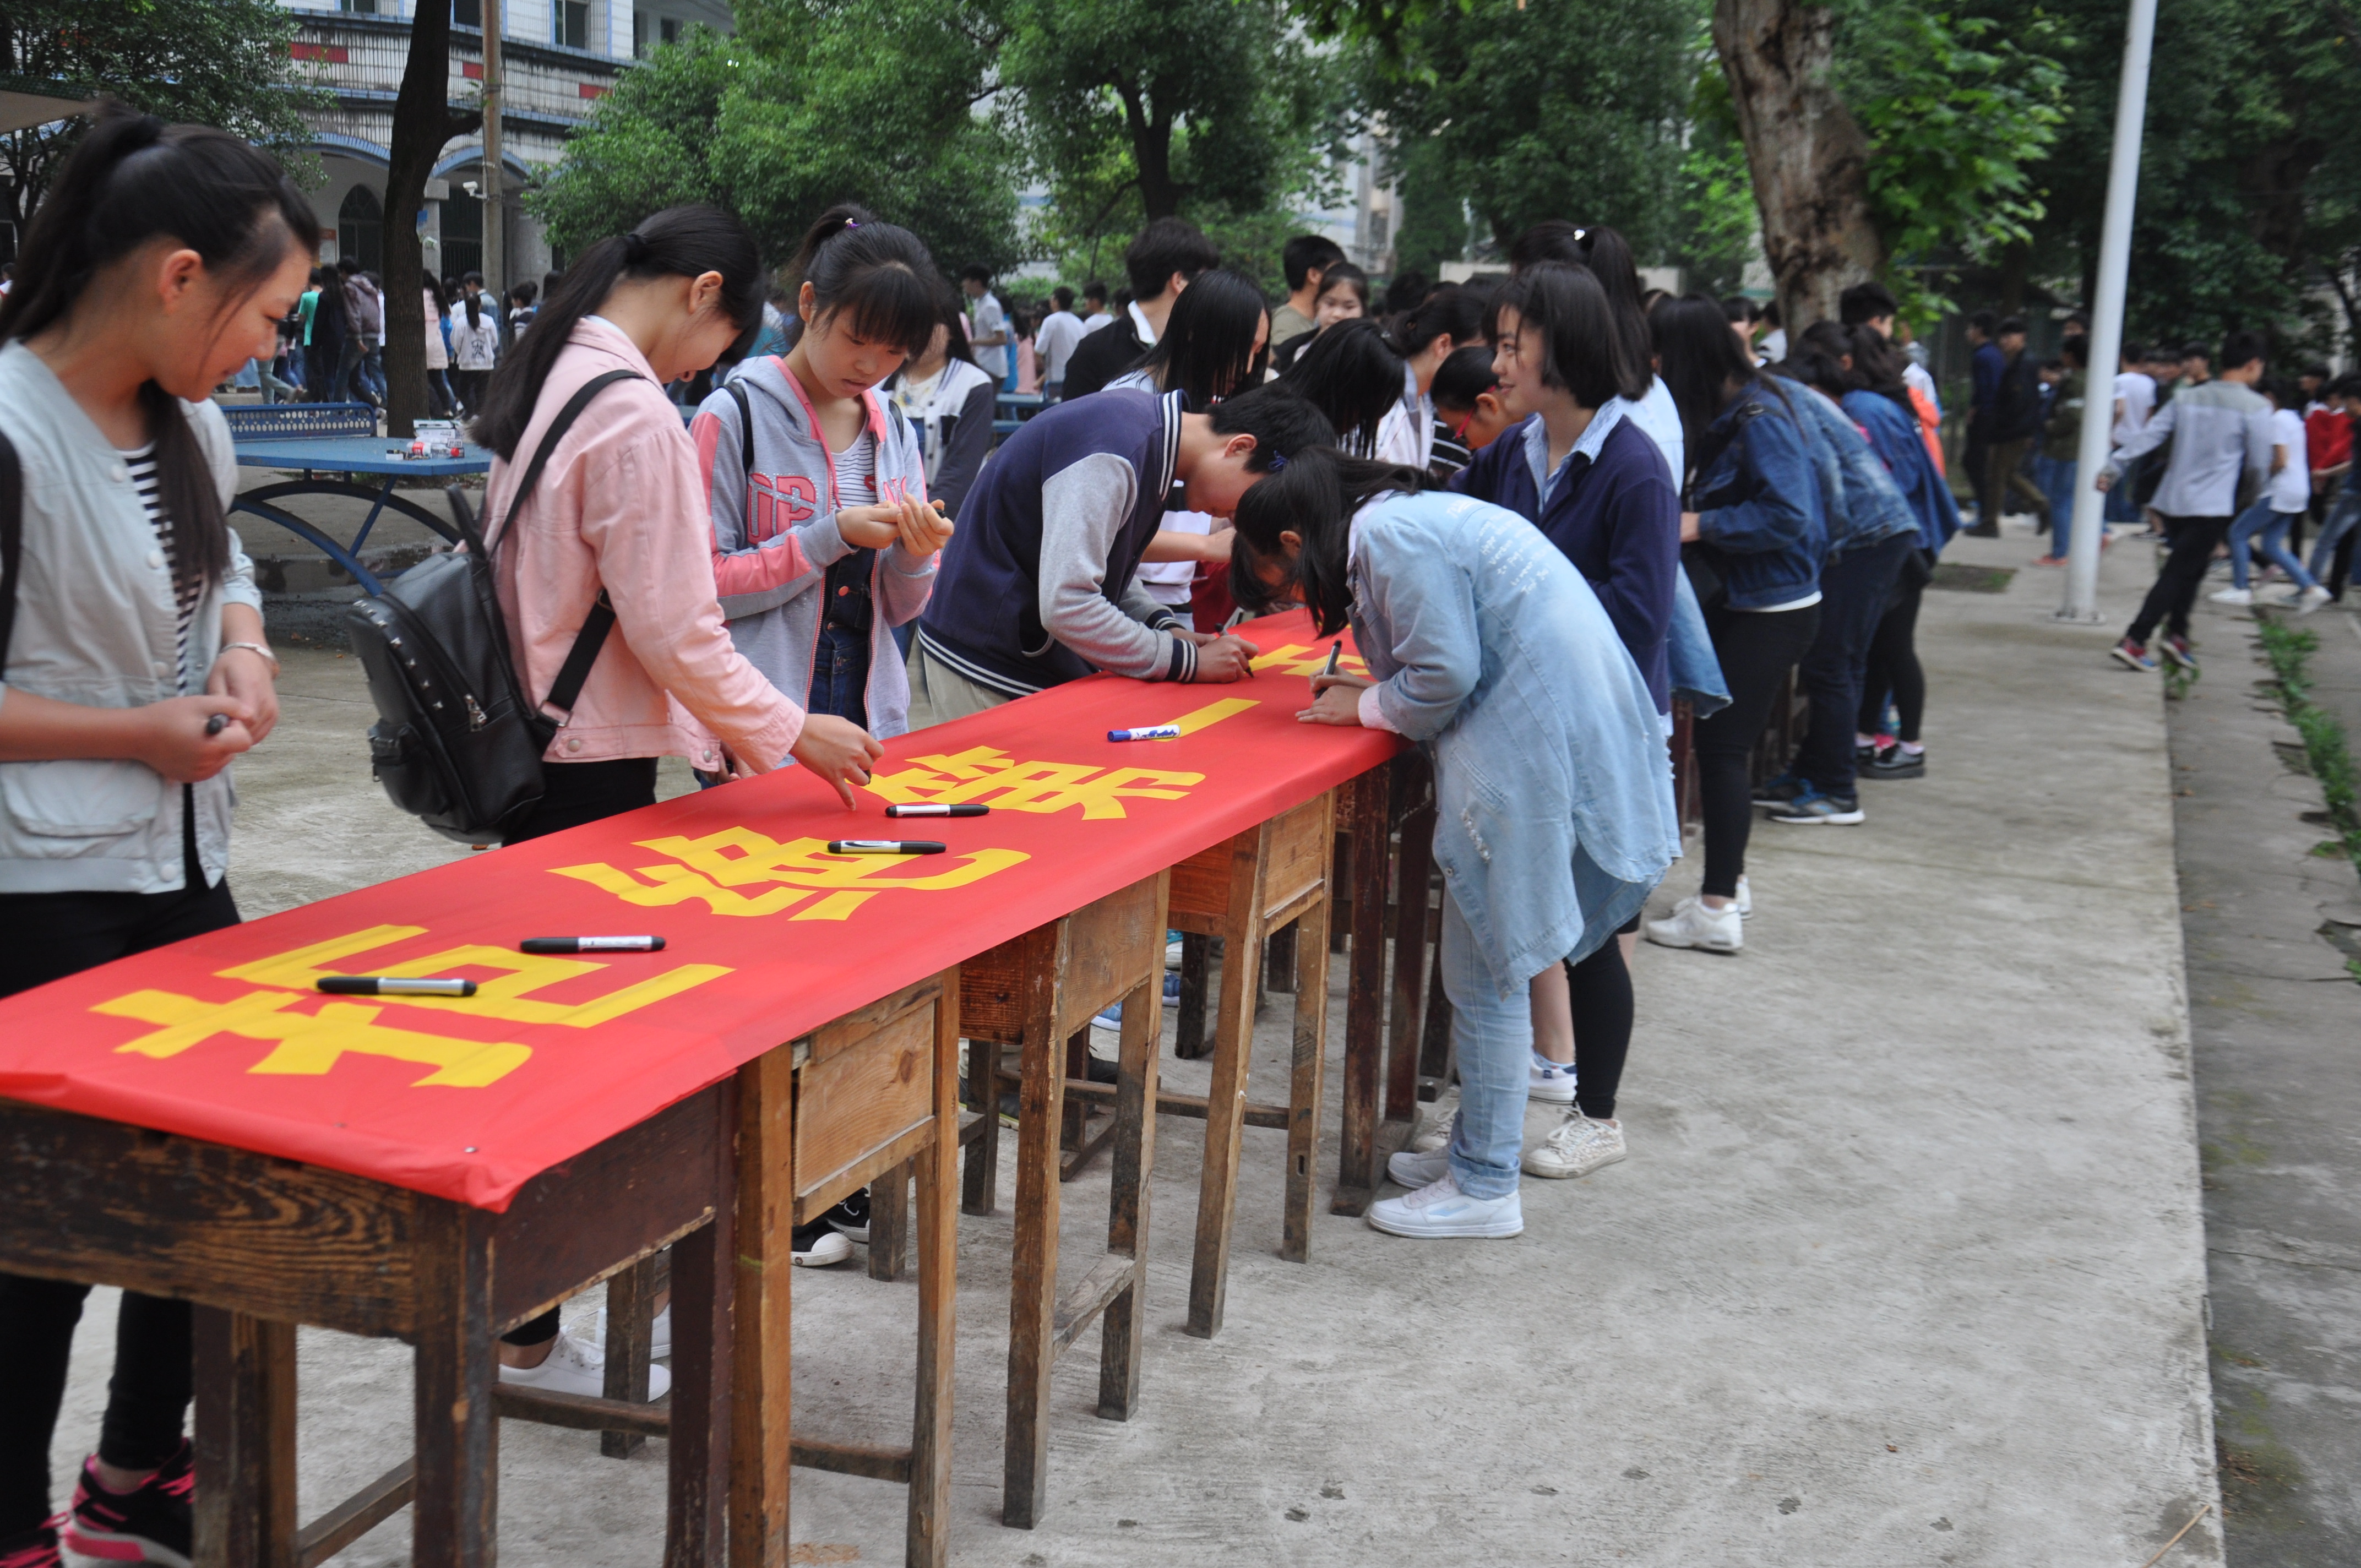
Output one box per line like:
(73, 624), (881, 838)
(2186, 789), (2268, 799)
(346, 370), (638, 844)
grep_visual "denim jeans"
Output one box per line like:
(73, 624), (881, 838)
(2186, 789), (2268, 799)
(1436, 892), (1546, 1199)
(2034, 454), (2078, 557)
(360, 345), (388, 403)
(2310, 491), (2361, 584)
(808, 623), (871, 729)
(1792, 533), (1914, 795)
(2228, 502), (2315, 592)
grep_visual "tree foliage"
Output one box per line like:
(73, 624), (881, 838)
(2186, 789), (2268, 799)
(0, 0), (330, 227)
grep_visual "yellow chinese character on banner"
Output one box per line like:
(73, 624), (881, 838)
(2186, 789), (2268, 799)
(95, 988), (531, 1087)
(551, 827), (1029, 921)
(858, 698), (1260, 819)
(1249, 644), (1370, 677)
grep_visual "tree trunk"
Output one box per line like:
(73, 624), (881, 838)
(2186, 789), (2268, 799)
(1995, 239), (2028, 316)
(1711, 0), (1882, 332)
(382, 0), (477, 439)
(1115, 82), (1183, 220)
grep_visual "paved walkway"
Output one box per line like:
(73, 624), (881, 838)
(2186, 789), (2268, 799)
(47, 530), (2223, 1566)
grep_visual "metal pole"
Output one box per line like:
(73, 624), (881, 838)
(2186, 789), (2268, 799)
(2059, 0), (2158, 622)
(481, 0), (505, 322)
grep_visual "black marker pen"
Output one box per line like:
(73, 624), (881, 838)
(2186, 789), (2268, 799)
(825, 840), (946, 855)
(885, 803), (990, 818)
(521, 937), (667, 954)
(317, 976), (478, 997)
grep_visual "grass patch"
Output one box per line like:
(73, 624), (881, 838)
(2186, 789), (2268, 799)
(1927, 562), (2016, 594)
(2255, 620), (2361, 886)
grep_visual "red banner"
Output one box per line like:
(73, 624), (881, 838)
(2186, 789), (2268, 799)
(0, 612), (1395, 1208)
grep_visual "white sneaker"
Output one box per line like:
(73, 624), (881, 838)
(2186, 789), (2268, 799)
(1367, 1172), (1523, 1239)
(1733, 875), (1753, 919)
(497, 1330), (671, 1401)
(1410, 1087), (1459, 1153)
(592, 1304), (672, 1359)
(1387, 1146), (1451, 1188)
(2293, 585), (2332, 614)
(794, 1227), (855, 1267)
(1644, 895), (1743, 954)
(1166, 935), (1184, 968)
(1527, 1055), (1579, 1103)
(2207, 586), (2253, 605)
(1523, 1109), (1628, 1179)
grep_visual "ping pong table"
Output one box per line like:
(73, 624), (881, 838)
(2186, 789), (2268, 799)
(224, 402), (486, 596)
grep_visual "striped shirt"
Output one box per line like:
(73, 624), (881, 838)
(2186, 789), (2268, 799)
(123, 444), (199, 693)
(826, 430), (878, 633)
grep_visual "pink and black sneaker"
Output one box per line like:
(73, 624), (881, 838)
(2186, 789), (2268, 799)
(0, 1520), (64, 1568)
(60, 1441), (192, 1567)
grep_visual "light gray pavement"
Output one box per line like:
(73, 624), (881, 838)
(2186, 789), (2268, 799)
(48, 526), (2226, 1566)
(2168, 590), (2361, 1561)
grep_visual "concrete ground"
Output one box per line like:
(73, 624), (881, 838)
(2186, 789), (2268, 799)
(2167, 586), (2361, 1562)
(47, 526), (2229, 1565)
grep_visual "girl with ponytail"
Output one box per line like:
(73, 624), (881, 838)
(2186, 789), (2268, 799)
(0, 102), (313, 1567)
(695, 204), (952, 744)
(1228, 448), (1678, 1241)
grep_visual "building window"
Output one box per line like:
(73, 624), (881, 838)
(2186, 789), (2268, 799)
(440, 189), (482, 284)
(555, 0), (590, 48)
(662, 15), (678, 42)
(338, 185), (383, 275)
(453, 0), (481, 25)
(338, 0), (378, 12)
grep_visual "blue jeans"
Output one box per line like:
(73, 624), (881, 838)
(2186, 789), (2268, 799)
(2311, 491), (2361, 583)
(1436, 893), (1551, 1199)
(360, 345), (388, 403)
(2228, 502), (2315, 592)
(808, 623), (871, 729)
(2034, 454), (2077, 556)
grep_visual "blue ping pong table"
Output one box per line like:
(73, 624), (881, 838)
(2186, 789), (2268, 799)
(224, 402), (487, 596)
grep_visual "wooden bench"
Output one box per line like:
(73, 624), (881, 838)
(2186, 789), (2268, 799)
(956, 872), (1169, 1529)
(0, 1087), (736, 1568)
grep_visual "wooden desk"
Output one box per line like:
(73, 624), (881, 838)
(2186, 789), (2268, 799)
(957, 872), (1169, 1530)
(1331, 752), (1440, 1217)
(0, 1087), (735, 1568)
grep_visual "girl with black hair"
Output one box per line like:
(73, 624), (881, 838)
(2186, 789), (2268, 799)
(1427, 344), (1511, 476)
(697, 204), (952, 743)
(1507, 221), (1687, 486)
(1642, 294), (1827, 955)
(421, 271), (457, 417)
(1376, 284), (1484, 471)
(1104, 267), (1271, 621)
(1269, 260), (1369, 374)
(1281, 318), (1407, 455)
(450, 273), (499, 411)
(890, 284), (998, 522)
(0, 104), (308, 1568)
(1229, 449), (1677, 1239)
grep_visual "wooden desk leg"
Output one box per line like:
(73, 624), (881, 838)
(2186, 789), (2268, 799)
(666, 1194), (732, 1568)
(1333, 770), (1391, 1216)
(412, 1206), (498, 1568)
(730, 1050), (795, 1568)
(1281, 895), (1333, 1265)
(1172, 933), (1211, 1060)
(961, 1038), (1001, 1217)
(1003, 1011), (1066, 1528)
(868, 1159), (911, 1282)
(1384, 800), (1436, 1127)
(192, 1308), (297, 1568)
(1265, 924), (1297, 994)
(1185, 827), (1266, 1341)
(1098, 963), (1162, 1418)
(907, 977), (961, 1568)
(601, 1255), (659, 1457)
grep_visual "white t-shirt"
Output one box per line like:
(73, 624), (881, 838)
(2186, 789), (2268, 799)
(969, 291), (1008, 379)
(2112, 371), (2157, 444)
(1759, 328), (1787, 363)
(2268, 407), (2310, 512)
(1036, 310), (1085, 385)
(1107, 367), (1208, 605)
(1081, 311), (1114, 334)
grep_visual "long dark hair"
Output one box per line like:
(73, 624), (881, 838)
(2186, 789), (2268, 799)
(1507, 222), (1653, 403)
(1232, 445), (1437, 635)
(1130, 266), (1269, 405)
(472, 204), (764, 458)
(926, 284), (979, 371)
(1391, 283), (1484, 360)
(1490, 263), (1646, 407)
(1281, 318), (1405, 454)
(790, 203), (939, 358)
(1, 103), (318, 593)
(1652, 292), (1775, 456)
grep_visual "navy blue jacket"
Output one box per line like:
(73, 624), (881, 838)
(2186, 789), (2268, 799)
(1450, 412), (1680, 713)
(1690, 384), (1827, 610)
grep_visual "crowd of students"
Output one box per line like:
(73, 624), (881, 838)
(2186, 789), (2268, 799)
(0, 105), (2247, 1568)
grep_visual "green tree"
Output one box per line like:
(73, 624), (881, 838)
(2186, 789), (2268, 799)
(0, 0), (331, 228)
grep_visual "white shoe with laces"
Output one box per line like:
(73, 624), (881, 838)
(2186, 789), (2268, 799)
(1388, 1146), (1451, 1188)
(497, 1330), (671, 1401)
(1523, 1108), (1628, 1179)
(1645, 895), (1743, 953)
(1734, 875), (1753, 919)
(2292, 585), (2332, 614)
(1527, 1054), (1579, 1102)
(593, 1304), (672, 1359)
(1410, 1087), (1459, 1153)
(1368, 1171), (1522, 1239)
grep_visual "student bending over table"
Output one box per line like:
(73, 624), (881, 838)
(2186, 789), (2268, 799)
(904, 382), (1333, 726)
(470, 203), (885, 1392)
(0, 107), (307, 1568)
(1230, 449), (1680, 1240)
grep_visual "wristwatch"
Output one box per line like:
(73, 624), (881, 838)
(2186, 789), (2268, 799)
(217, 640), (281, 677)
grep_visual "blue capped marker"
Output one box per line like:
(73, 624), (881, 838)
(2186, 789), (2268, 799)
(1108, 724), (1183, 742)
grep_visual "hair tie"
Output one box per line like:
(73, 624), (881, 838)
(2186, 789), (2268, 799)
(842, 219), (859, 230)
(1265, 451), (1288, 472)
(622, 231), (650, 264)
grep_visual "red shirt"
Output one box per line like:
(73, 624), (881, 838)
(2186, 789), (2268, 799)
(2304, 406), (2351, 474)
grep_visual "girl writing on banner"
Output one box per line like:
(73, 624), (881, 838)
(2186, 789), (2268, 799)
(0, 105), (301, 1568)
(695, 206), (951, 742)
(1230, 450), (1679, 1240)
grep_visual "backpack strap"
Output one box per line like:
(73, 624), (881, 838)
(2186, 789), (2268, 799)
(485, 367), (644, 716)
(0, 433), (19, 672)
(726, 379), (755, 475)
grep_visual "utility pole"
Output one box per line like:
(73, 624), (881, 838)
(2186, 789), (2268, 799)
(2059, 0), (2159, 622)
(481, 0), (505, 325)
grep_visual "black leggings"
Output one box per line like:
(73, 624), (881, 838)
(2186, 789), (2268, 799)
(2126, 514), (2232, 645)
(1567, 937), (1633, 1121)
(1858, 578), (1927, 743)
(499, 758), (661, 1347)
(1690, 603), (1820, 899)
(0, 801), (236, 1536)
